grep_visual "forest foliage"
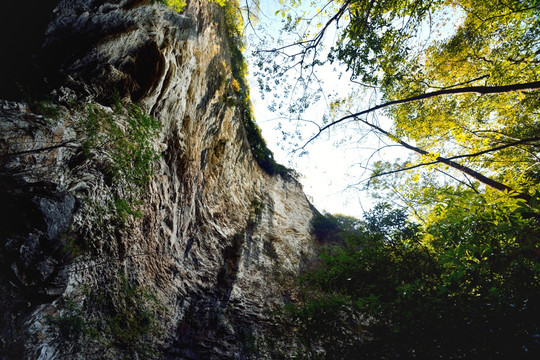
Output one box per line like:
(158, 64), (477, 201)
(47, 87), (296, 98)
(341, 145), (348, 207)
(295, 200), (539, 358)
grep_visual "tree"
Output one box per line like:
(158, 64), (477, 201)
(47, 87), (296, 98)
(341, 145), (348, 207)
(253, 0), (540, 205)
(287, 202), (540, 359)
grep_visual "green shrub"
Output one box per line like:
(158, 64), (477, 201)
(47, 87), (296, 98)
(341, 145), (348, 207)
(50, 274), (164, 358)
(114, 197), (143, 222)
(82, 102), (160, 188)
(154, 0), (186, 12)
(310, 213), (342, 243)
(102, 274), (163, 356)
(46, 297), (90, 341)
(81, 100), (160, 221)
(310, 212), (361, 243)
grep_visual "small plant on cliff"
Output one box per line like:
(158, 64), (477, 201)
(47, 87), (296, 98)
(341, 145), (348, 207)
(154, 0), (186, 12)
(81, 99), (160, 222)
(49, 274), (165, 358)
(46, 297), (90, 341)
(16, 83), (63, 120)
(82, 102), (160, 189)
(249, 198), (264, 224)
(101, 274), (164, 356)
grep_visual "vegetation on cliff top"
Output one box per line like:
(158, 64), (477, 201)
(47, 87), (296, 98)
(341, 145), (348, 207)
(155, 0), (187, 12)
(216, 0), (296, 178)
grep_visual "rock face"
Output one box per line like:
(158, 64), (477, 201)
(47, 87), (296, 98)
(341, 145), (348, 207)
(0, 1), (316, 359)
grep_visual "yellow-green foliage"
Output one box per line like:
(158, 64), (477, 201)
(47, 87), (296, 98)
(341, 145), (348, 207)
(156, 0), (186, 12)
(210, 0), (227, 6)
(167, 0), (186, 12)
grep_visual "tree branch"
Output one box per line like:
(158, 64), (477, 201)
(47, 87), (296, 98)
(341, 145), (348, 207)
(302, 81), (540, 148)
(256, 0), (351, 56)
(357, 120), (534, 201)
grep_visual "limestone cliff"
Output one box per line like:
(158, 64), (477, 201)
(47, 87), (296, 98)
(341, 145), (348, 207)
(0, 1), (316, 359)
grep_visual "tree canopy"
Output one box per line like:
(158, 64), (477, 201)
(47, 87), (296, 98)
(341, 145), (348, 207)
(254, 0), (539, 206)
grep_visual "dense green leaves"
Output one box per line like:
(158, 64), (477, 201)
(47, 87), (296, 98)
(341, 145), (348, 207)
(331, 0), (444, 88)
(290, 202), (540, 358)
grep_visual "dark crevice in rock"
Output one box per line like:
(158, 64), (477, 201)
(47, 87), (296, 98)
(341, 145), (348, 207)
(200, 149), (208, 170)
(38, 9), (144, 100)
(122, 0), (152, 11)
(131, 42), (167, 102)
(170, 294), (248, 360)
(151, 63), (175, 115)
(0, 175), (75, 358)
(183, 237), (195, 259)
(0, 176), (75, 295)
(216, 232), (244, 304)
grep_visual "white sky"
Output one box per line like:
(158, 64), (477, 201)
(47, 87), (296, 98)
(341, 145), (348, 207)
(244, 1), (379, 218)
(242, 1), (464, 218)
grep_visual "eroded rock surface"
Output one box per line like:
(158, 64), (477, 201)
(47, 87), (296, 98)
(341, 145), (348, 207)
(0, 1), (316, 359)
